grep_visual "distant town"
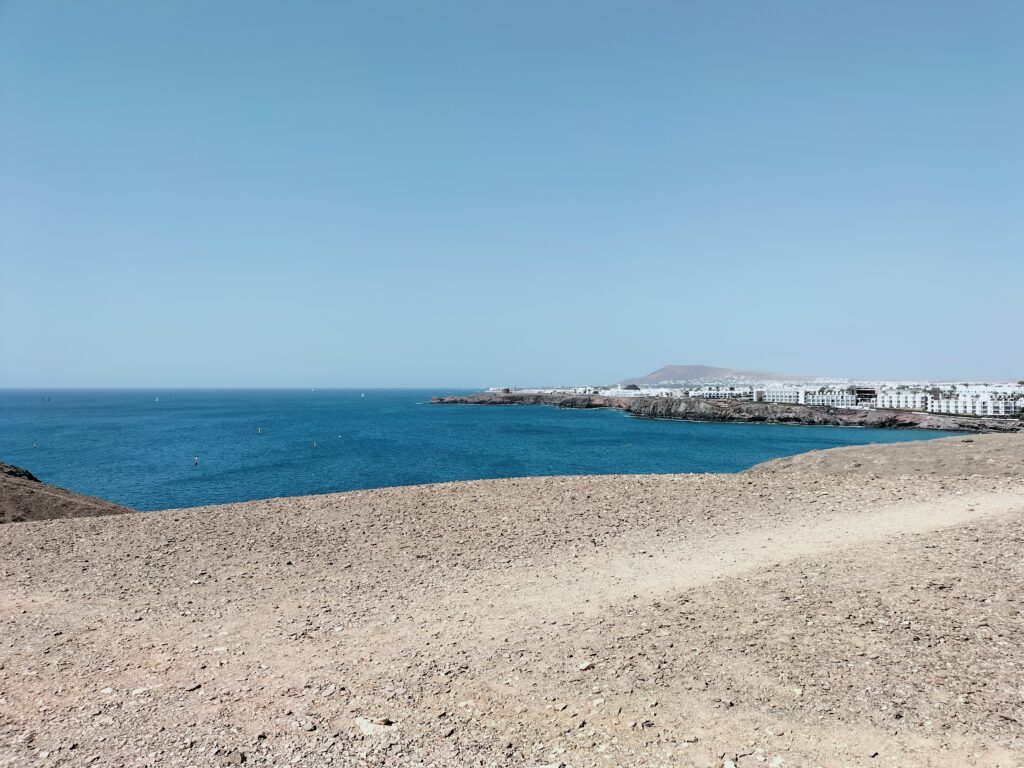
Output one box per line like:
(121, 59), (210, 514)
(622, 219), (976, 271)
(493, 375), (1024, 419)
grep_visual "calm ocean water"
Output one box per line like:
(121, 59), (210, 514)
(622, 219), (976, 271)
(0, 389), (958, 511)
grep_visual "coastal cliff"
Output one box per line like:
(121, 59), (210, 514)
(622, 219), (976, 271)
(432, 392), (1024, 433)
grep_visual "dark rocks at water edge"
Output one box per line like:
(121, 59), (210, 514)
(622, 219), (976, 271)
(0, 462), (133, 523)
(0, 463), (40, 483)
(431, 392), (1024, 433)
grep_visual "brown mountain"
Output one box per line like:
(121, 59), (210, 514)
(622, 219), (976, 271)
(621, 364), (810, 387)
(0, 463), (132, 524)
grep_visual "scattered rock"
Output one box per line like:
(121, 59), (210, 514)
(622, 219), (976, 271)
(354, 717), (397, 737)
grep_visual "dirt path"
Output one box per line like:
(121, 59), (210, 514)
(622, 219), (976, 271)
(480, 488), (1022, 626)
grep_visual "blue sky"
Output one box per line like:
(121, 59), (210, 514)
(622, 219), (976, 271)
(1, 1), (1021, 387)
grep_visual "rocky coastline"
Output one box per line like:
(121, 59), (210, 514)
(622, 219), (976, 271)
(432, 391), (1024, 433)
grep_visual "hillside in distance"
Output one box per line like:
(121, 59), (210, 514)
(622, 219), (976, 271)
(621, 364), (811, 387)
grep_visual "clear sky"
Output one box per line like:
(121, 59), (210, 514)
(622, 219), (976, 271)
(1, 1), (1021, 387)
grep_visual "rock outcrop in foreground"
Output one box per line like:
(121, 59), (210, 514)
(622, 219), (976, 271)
(433, 391), (1024, 433)
(0, 462), (132, 524)
(1, 435), (1023, 767)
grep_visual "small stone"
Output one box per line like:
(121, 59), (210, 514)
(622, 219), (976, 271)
(579, 661), (594, 671)
(354, 716), (396, 737)
(227, 750), (245, 764)
(682, 735), (698, 743)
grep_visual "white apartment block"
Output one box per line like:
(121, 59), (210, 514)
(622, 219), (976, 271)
(598, 388), (647, 397)
(876, 391), (930, 411)
(762, 388), (802, 404)
(801, 388), (858, 408)
(870, 385), (1024, 417)
(686, 387), (754, 400)
(928, 394), (1023, 417)
(760, 387), (859, 407)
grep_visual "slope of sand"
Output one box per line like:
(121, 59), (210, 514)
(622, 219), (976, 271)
(0, 463), (132, 524)
(1, 435), (1022, 767)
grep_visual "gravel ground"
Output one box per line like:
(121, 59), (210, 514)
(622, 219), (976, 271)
(1, 434), (1022, 768)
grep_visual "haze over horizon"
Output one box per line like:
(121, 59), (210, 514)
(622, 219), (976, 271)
(2, 1), (1021, 387)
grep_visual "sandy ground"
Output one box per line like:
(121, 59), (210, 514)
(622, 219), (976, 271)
(1, 434), (1022, 768)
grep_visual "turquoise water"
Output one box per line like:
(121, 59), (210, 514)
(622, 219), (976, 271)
(0, 389), (958, 511)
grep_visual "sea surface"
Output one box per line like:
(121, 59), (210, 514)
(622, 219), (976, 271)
(0, 389), (959, 511)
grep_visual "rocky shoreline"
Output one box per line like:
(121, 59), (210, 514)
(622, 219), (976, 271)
(432, 391), (1024, 433)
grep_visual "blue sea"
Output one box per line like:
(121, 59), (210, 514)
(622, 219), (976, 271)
(0, 389), (958, 511)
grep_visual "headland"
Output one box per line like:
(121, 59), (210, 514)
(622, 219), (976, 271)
(433, 391), (1024, 433)
(0, 462), (132, 524)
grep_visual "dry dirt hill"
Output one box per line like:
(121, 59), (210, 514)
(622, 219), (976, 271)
(1, 435), (1022, 768)
(0, 463), (131, 524)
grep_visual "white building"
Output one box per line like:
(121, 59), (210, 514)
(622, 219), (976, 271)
(598, 388), (647, 397)
(686, 387), (754, 400)
(760, 387), (859, 407)
(801, 388), (858, 408)
(876, 390), (931, 411)
(929, 393), (1023, 417)
(762, 388), (802, 404)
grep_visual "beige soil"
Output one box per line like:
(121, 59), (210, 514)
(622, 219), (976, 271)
(1, 434), (1023, 767)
